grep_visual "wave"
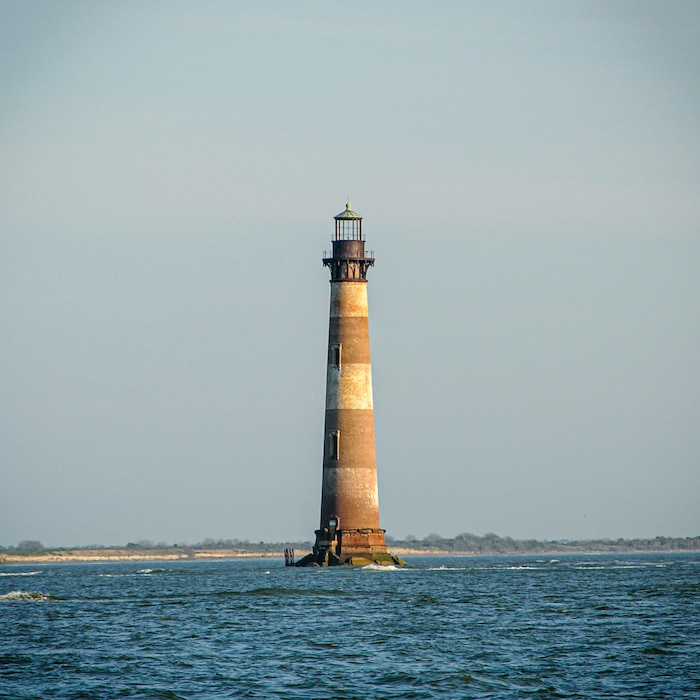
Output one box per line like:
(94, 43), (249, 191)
(136, 568), (168, 575)
(0, 571), (41, 577)
(237, 587), (344, 597)
(362, 564), (403, 571)
(0, 590), (60, 602)
(98, 567), (169, 578)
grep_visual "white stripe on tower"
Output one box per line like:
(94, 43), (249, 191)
(326, 284), (374, 411)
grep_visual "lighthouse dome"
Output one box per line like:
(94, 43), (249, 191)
(334, 203), (362, 220)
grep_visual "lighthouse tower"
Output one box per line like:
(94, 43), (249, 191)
(294, 204), (403, 567)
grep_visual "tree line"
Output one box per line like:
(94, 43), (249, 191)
(386, 532), (700, 554)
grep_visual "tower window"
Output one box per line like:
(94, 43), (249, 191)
(328, 430), (340, 460)
(331, 344), (342, 369)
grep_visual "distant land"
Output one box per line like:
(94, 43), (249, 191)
(2, 533), (699, 564)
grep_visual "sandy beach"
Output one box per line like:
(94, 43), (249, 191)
(0, 548), (287, 564)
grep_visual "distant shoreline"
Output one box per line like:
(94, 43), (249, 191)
(4, 534), (698, 565)
(2, 544), (699, 565)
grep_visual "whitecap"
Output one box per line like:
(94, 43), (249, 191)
(136, 568), (167, 575)
(0, 571), (41, 577)
(0, 590), (56, 602)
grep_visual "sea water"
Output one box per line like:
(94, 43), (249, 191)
(1, 553), (698, 699)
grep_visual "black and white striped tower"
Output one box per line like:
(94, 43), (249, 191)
(294, 204), (403, 567)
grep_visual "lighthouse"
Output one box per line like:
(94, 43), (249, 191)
(293, 204), (404, 567)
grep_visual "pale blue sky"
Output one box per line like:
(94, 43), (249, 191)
(2, 1), (699, 547)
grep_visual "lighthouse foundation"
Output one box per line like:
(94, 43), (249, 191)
(293, 528), (405, 567)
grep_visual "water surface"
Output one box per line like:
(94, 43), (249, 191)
(2, 553), (698, 698)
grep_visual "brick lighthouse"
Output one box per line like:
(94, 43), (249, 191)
(293, 204), (404, 567)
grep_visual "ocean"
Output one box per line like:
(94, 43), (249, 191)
(1, 553), (699, 699)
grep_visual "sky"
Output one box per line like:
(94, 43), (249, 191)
(2, 1), (699, 548)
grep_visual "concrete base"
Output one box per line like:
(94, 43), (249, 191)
(293, 528), (406, 567)
(293, 551), (406, 567)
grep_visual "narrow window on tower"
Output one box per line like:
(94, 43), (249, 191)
(328, 430), (340, 460)
(331, 344), (342, 369)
